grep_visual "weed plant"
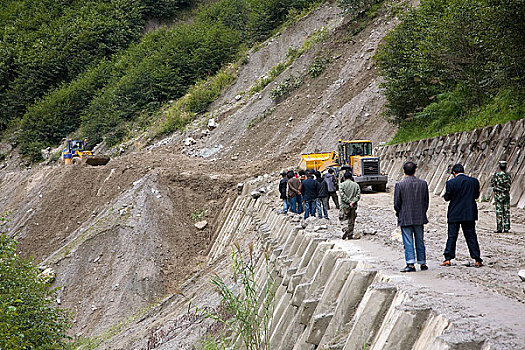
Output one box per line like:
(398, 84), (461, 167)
(194, 243), (276, 350)
(271, 76), (304, 100)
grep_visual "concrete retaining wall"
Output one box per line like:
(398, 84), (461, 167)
(206, 192), (490, 350)
(375, 119), (525, 208)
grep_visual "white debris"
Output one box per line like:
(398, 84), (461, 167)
(184, 137), (196, 146)
(207, 118), (218, 129)
(519, 270), (525, 282)
(194, 220), (208, 230)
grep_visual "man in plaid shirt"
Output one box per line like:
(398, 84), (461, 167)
(394, 161), (429, 272)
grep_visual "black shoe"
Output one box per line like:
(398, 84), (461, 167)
(400, 265), (416, 273)
(503, 229), (509, 233)
(494, 229), (502, 233)
(420, 264), (428, 271)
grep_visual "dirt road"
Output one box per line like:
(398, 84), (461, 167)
(352, 188), (525, 304)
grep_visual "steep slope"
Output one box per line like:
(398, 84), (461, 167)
(182, 1), (397, 170)
(1, 0), (400, 343)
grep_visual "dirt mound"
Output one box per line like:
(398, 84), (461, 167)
(1, 149), (236, 336)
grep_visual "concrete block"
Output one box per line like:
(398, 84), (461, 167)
(318, 268), (377, 347)
(282, 267), (298, 287)
(371, 305), (431, 350)
(413, 313), (450, 350)
(307, 313), (334, 345)
(289, 272), (306, 293)
(292, 282), (311, 307)
(342, 284), (397, 350)
(299, 298), (320, 325)
(270, 303), (298, 347)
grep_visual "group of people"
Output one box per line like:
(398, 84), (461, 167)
(279, 169), (340, 219)
(279, 168), (362, 240)
(279, 160), (512, 273)
(395, 161), (512, 272)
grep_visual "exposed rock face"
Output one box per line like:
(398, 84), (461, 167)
(376, 119), (525, 208)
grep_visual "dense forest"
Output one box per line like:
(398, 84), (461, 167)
(0, 0), (523, 159)
(0, 0), (313, 160)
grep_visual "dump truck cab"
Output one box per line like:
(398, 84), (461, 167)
(337, 139), (387, 191)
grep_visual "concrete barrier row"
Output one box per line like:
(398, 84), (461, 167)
(207, 193), (489, 350)
(375, 119), (525, 208)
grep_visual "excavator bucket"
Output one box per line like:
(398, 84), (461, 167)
(83, 155), (110, 166)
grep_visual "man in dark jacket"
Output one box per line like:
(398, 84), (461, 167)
(301, 171), (320, 219)
(318, 176), (329, 219)
(394, 162), (429, 272)
(279, 172), (289, 214)
(324, 168), (339, 210)
(441, 164), (483, 267)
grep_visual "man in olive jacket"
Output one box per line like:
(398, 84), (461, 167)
(287, 171), (301, 214)
(340, 172), (361, 239)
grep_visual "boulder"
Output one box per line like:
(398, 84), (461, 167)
(194, 220), (208, 230)
(207, 118), (218, 129)
(519, 270), (525, 282)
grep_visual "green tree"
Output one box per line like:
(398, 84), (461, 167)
(0, 230), (70, 349)
(376, 0), (525, 124)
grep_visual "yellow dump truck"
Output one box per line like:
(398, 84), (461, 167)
(299, 140), (387, 191)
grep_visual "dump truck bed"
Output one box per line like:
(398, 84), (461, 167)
(299, 151), (338, 171)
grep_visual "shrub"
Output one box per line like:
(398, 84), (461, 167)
(271, 75), (303, 100)
(0, 230), (70, 349)
(11, 0), (316, 159)
(376, 0), (525, 124)
(308, 56), (330, 78)
(0, 0), (146, 129)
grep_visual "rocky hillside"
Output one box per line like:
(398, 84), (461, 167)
(0, 1), (402, 343)
(8, 0), (523, 349)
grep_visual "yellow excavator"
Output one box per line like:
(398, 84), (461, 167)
(62, 139), (110, 166)
(299, 139), (387, 191)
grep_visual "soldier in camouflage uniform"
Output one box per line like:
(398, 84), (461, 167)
(490, 161), (511, 233)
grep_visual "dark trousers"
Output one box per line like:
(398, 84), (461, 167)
(327, 192), (339, 210)
(341, 207), (357, 237)
(444, 221), (482, 262)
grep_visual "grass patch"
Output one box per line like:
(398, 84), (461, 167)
(248, 26), (328, 96)
(247, 107), (275, 129)
(390, 89), (525, 144)
(156, 62), (239, 136)
(271, 75), (303, 100)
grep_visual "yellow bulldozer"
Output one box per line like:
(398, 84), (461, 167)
(62, 139), (110, 166)
(299, 139), (387, 191)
